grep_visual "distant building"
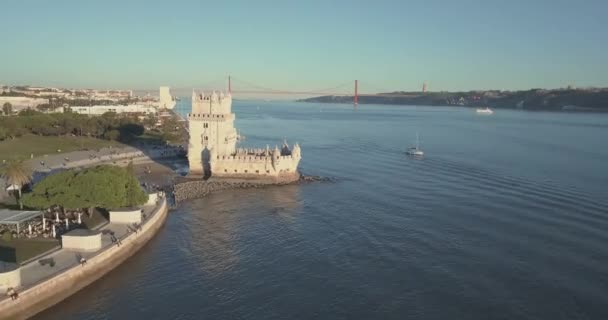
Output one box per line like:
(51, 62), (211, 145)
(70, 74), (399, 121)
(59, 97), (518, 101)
(66, 104), (158, 115)
(66, 87), (173, 115)
(422, 82), (428, 93)
(159, 86), (176, 109)
(0, 97), (49, 113)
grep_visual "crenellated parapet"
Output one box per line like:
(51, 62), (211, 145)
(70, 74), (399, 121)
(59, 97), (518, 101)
(210, 143), (301, 178)
(191, 91), (232, 115)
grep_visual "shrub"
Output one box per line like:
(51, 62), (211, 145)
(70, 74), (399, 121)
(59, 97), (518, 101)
(2, 230), (13, 242)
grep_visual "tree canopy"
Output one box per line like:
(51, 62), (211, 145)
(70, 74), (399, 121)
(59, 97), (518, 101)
(2, 102), (12, 115)
(0, 111), (145, 142)
(23, 165), (148, 210)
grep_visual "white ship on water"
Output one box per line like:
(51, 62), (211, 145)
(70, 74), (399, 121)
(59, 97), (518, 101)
(476, 107), (493, 114)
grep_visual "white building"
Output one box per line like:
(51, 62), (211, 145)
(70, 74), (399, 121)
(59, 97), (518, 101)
(159, 86), (176, 109)
(0, 97), (49, 113)
(188, 91), (301, 180)
(65, 87), (174, 115)
(66, 104), (158, 115)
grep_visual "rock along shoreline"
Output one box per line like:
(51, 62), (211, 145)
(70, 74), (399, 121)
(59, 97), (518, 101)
(173, 173), (330, 203)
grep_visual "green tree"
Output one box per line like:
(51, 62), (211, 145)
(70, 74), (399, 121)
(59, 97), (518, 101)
(0, 126), (8, 141)
(17, 109), (41, 116)
(124, 161), (146, 207)
(2, 102), (12, 116)
(23, 165), (147, 211)
(103, 129), (120, 140)
(0, 159), (33, 209)
(143, 113), (157, 128)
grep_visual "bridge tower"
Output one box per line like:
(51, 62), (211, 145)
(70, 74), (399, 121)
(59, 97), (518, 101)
(354, 80), (358, 105)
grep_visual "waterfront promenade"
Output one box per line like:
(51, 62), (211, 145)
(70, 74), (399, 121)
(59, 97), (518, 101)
(24, 145), (183, 173)
(0, 195), (168, 319)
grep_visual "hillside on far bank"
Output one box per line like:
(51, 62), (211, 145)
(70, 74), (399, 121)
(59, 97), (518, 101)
(298, 88), (608, 111)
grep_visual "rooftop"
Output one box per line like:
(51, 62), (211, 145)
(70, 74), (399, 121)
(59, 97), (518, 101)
(0, 209), (43, 225)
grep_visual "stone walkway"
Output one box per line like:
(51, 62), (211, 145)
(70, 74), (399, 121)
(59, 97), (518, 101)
(2, 203), (158, 300)
(25, 145), (183, 173)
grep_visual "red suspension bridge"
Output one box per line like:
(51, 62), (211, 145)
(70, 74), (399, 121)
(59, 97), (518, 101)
(169, 76), (423, 105)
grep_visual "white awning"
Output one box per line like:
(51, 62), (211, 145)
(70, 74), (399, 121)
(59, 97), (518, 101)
(0, 209), (43, 225)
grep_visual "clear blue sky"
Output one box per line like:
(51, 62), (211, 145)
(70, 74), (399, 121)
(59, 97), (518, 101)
(1, 0), (607, 93)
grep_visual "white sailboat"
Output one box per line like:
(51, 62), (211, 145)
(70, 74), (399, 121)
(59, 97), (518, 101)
(406, 132), (424, 157)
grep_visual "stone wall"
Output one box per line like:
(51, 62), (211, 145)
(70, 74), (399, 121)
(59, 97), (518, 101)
(109, 209), (142, 224)
(0, 267), (21, 292)
(61, 231), (102, 251)
(0, 199), (168, 320)
(212, 153), (300, 178)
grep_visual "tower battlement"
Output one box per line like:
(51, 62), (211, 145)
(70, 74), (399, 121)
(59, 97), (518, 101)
(191, 91), (232, 115)
(188, 90), (301, 180)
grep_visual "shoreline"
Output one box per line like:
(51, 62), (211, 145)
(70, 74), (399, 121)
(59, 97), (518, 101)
(173, 174), (330, 203)
(297, 100), (608, 113)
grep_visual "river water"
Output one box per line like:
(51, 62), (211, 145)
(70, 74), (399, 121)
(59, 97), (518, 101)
(36, 102), (608, 320)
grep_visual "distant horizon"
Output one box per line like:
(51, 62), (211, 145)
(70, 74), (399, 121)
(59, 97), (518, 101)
(2, 82), (605, 100)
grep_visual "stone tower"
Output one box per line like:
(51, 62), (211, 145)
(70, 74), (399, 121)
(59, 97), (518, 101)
(188, 91), (237, 176)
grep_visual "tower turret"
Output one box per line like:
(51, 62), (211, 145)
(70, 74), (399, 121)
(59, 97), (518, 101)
(281, 139), (291, 155)
(292, 143), (301, 159)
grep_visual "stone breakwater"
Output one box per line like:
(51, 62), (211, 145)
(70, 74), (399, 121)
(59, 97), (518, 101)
(173, 174), (330, 203)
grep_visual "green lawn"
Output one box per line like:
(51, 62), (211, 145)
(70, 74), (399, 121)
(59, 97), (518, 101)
(0, 238), (61, 264)
(0, 135), (127, 161)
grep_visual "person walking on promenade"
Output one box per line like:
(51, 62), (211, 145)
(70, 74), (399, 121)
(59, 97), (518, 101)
(110, 233), (122, 247)
(6, 287), (18, 300)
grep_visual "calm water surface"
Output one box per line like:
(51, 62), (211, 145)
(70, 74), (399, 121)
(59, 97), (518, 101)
(36, 102), (608, 320)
